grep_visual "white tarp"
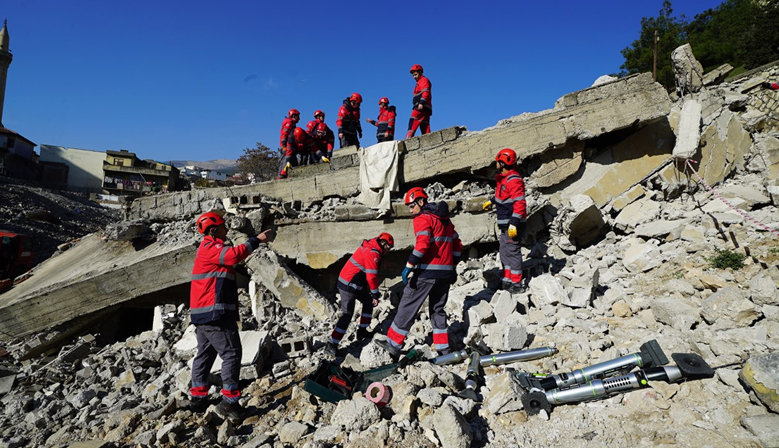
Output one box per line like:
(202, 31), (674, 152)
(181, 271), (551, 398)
(357, 140), (400, 212)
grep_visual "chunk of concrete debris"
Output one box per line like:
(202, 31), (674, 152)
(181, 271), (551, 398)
(740, 414), (779, 448)
(433, 403), (473, 448)
(673, 99), (702, 160)
(528, 274), (565, 308)
(550, 194), (605, 252)
(671, 44), (704, 94)
(104, 220), (148, 241)
(739, 352), (779, 413)
(330, 397), (381, 432)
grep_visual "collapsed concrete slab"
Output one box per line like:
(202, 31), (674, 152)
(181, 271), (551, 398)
(0, 234), (197, 342)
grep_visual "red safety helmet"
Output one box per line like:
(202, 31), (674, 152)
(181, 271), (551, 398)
(288, 108), (300, 117)
(350, 93), (363, 104)
(378, 97), (389, 105)
(197, 210), (225, 235)
(404, 187), (428, 205)
(293, 127), (307, 141)
(377, 232), (394, 248)
(410, 64), (424, 73)
(314, 110), (325, 119)
(495, 148), (517, 166)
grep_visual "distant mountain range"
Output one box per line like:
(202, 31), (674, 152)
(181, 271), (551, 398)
(170, 159), (237, 171)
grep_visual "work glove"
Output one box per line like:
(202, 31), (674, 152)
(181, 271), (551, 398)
(321, 157), (330, 163)
(508, 225), (518, 239)
(401, 263), (415, 285)
(482, 200), (492, 211)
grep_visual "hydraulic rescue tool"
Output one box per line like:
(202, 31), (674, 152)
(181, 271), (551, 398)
(433, 347), (558, 366)
(515, 339), (667, 393)
(519, 352), (715, 415)
(459, 352), (481, 401)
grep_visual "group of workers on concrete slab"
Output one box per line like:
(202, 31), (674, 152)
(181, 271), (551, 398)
(187, 147), (525, 419)
(277, 64), (432, 179)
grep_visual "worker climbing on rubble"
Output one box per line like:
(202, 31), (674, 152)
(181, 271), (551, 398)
(279, 108), (300, 149)
(483, 148), (528, 293)
(189, 210), (273, 421)
(366, 97), (396, 143)
(323, 232), (395, 357)
(376, 187), (462, 360)
(278, 127), (323, 179)
(405, 64), (432, 139)
(337, 93), (363, 148)
(762, 81), (779, 90)
(306, 110), (335, 162)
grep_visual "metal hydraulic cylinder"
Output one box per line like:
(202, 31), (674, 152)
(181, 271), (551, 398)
(433, 350), (469, 366)
(459, 352), (481, 400)
(546, 366), (683, 406)
(479, 347), (558, 367)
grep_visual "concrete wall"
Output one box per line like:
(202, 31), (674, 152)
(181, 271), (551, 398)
(39, 145), (106, 193)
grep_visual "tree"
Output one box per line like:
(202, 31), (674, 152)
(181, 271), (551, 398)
(236, 143), (281, 183)
(620, 0), (689, 88)
(738, 0), (779, 69)
(686, 0), (753, 72)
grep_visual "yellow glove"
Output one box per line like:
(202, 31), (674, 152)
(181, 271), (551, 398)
(482, 200), (493, 211)
(321, 157), (330, 163)
(508, 224), (517, 239)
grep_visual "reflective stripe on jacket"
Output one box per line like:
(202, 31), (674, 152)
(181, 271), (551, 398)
(190, 236), (256, 324)
(494, 169), (527, 229)
(338, 238), (383, 295)
(376, 106), (396, 138)
(407, 202), (462, 279)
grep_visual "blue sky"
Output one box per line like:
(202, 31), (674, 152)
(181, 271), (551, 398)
(2, 0), (722, 163)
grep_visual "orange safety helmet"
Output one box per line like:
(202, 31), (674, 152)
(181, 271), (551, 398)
(197, 210), (226, 234)
(410, 64), (424, 73)
(404, 187), (428, 205)
(314, 110), (325, 119)
(379, 97), (389, 105)
(495, 148), (517, 166)
(288, 108), (300, 117)
(377, 232), (394, 248)
(293, 127), (307, 141)
(349, 93), (363, 104)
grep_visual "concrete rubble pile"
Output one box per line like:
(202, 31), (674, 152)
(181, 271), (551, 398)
(0, 50), (778, 447)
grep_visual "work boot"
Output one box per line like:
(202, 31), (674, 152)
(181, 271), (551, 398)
(507, 283), (527, 294)
(404, 131), (413, 140)
(355, 328), (372, 341)
(188, 397), (210, 413)
(322, 342), (338, 358)
(216, 400), (247, 422)
(375, 339), (400, 360)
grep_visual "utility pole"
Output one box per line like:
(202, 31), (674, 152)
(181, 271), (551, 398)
(653, 30), (659, 82)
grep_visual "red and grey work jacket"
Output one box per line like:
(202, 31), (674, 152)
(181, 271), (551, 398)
(307, 120), (335, 155)
(285, 132), (319, 159)
(338, 238), (383, 297)
(494, 169), (527, 229)
(407, 202), (462, 279)
(190, 235), (258, 325)
(279, 117), (296, 148)
(375, 106), (396, 139)
(337, 100), (362, 136)
(412, 75), (432, 114)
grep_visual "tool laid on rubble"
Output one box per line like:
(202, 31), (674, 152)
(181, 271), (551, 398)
(519, 353), (715, 415)
(515, 339), (668, 393)
(434, 346), (558, 366)
(459, 352), (482, 401)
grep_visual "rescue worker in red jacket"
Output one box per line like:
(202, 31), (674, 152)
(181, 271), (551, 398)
(762, 82), (779, 90)
(366, 97), (396, 143)
(483, 148), (528, 293)
(279, 109), (300, 149)
(323, 232), (395, 357)
(278, 127), (322, 179)
(306, 110), (335, 162)
(189, 211), (272, 420)
(337, 93), (363, 148)
(405, 64), (432, 139)
(376, 188), (462, 359)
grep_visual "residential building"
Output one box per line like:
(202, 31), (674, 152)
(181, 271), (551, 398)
(103, 149), (179, 196)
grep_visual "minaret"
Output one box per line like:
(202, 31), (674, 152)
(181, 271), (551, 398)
(0, 20), (12, 128)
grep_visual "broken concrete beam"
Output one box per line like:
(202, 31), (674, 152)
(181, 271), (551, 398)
(0, 234), (197, 342)
(269, 212), (495, 270)
(703, 63), (733, 86)
(334, 205), (381, 221)
(245, 250), (337, 321)
(672, 44), (704, 94)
